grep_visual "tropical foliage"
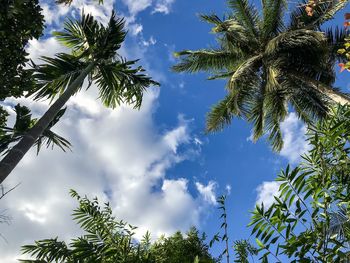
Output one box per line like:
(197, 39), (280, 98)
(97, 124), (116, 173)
(0, 104), (71, 155)
(173, 0), (349, 151)
(20, 190), (217, 263)
(0, 11), (158, 183)
(248, 104), (350, 262)
(0, 0), (44, 127)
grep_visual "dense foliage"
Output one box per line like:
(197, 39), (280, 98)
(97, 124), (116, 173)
(173, 0), (348, 151)
(0, 0), (44, 101)
(248, 105), (350, 262)
(20, 190), (217, 263)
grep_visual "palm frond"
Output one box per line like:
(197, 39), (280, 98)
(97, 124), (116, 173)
(0, 105), (71, 155)
(199, 14), (223, 26)
(289, 0), (348, 29)
(325, 26), (348, 62)
(228, 55), (262, 91)
(206, 94), (235, 132)
(173, 49), (239, 73)
(32, 53), (86, 101)
(227, 0), (260, 38)
(20, 238), (71, 262)
(35, 108), (72, 154)
(95, 11), (127, 60)
(261, 0), (287, 40)
(95, 60), (159, 109)
(265, 29), (326, 56)
(54, 12), (99, 56)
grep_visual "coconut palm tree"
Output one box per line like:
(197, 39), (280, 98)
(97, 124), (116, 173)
(0, 12), (158, 183)
(173, 0), (349, 151)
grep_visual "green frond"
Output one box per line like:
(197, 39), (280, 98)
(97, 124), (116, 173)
(206, 94), (235, 132)
(54, 12), (99, 56)
(20, 238), (71, 262)
(289, 0), (348, 29)
(172, 49), (239, 73)
(0, 105), (71, 155)
(199, 14), (223, 26)
(261, 0), (287, 40)
(228, 55), (262, 91)
(95, 60), (159, 109)
(32, 53), (86, 101)
(233, 240), (258, 263)
(265, 29), (326, 56)
(227, 0), (260, 38)
(325, 27), (348, 62)
(95, 11), (127, 60)
(35, 108), (72, 154)
(54, 11), (126, 60)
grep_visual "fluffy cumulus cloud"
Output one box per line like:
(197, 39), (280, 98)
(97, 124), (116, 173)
(255, 181), (281, 208)
(195, 181), (217, 205)
(280, 113), (310, 164)
(122, 0), (176, 16)
(1, 74), (216, 263)
(0, 1), (213, 262)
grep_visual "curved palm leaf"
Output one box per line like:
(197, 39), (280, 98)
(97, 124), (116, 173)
(0, 105), (71, 155)
(261, 0), (287, 40)
(173, 49), (239, 73)
(32, 53), (86, 100)
(289, 0), (348, 29)
(95, 60), (159, 109)
(227, 0), (260, 38)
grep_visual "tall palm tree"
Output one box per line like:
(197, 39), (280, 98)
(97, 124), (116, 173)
(173, 0), (349, 151)
(0, 12), (158, 183)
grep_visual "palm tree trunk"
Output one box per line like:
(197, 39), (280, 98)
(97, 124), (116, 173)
(0, 62), (95, 184)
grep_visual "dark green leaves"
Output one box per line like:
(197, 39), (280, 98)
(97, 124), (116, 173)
(0, 105), (71, 155)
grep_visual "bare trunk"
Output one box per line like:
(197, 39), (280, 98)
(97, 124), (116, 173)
(0, 62), (95, 184)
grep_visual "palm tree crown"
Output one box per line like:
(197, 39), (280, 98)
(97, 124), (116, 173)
(173, 0), (349, 151)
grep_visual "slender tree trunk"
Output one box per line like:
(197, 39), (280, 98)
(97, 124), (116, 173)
(0, 62), (95, 184)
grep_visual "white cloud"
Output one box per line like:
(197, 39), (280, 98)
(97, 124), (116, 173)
(280, 113), (310, 164)
(129, 23), (143, 36)
(152, 0), (176, 14)
(142, 36), (157, 46)
(255, 181), (280, 208)
(122, 0), (153, 15)
(196, 181), (217, 205)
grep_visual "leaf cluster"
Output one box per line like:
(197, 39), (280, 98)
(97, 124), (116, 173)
(0, 104), (71, 155)
(248, 104), (350, 262)
(21, 191), (217, 263)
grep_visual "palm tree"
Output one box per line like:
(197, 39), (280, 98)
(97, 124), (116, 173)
(173, 0), (349, 151)
(0, 12), (158, 183)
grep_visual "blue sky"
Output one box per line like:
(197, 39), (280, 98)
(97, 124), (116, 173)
(1, 0), (349, 261)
